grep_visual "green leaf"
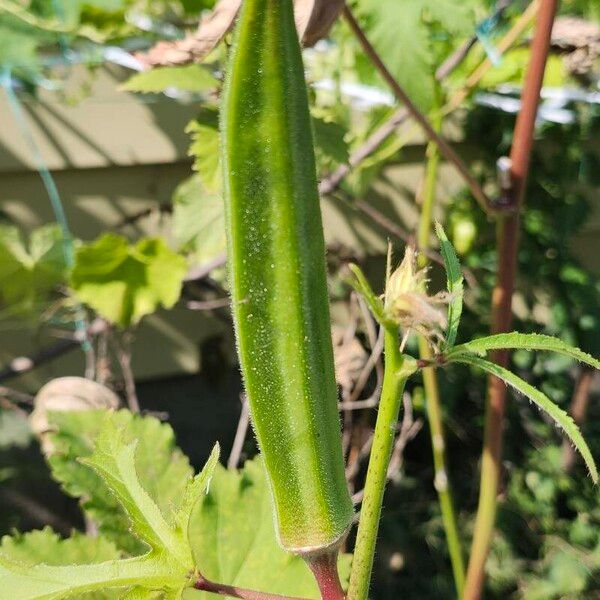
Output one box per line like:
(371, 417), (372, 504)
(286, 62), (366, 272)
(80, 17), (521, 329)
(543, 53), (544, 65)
(70, 234), (187, 327)
(47, 410), (194, 555)
(187, 458), (352, 600)
(172, 174), (226, 267)
(434, 221), (463, 349)
(0, 22), (45, 77)
(0, 527), (183, 599)
(0, 411), (221, 599)
(0, 528), (118, 566)
(357, 0), (478, 111)
(119, 589), (164, 600)
(346, 264), (385, 324)
(311, 115), (349, 166)
(121, 65), (218, 94)
(186, 111), (221, 193)
(447, 333), (600, 370)
(0, 527), (120, 600)
(451, 354), (598, 483)
(174, 444), (220, 536)
(0, 224), (69, 315)
(479, 48), (566, 89)
(80, 416), (191, 564)
(0, 550), (182, 600)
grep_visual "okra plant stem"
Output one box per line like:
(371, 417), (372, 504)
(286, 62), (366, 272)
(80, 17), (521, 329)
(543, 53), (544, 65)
(194, 576), (308, 600)
(416, 83), (465, 598)
(464, 2), (557, 597)
(307, 552), (346, 600)
(347, 326), (412, 600)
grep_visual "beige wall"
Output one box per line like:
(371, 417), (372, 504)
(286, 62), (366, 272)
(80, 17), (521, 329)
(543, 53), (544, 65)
(1, 64), (598, 388)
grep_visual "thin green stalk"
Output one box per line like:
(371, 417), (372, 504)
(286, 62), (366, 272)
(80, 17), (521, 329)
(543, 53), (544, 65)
(347, 326), (411, 600)
(418, 342), (465, 597)
(416, 83), (466, 598)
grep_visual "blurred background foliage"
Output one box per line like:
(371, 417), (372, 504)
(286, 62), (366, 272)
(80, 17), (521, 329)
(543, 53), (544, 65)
(0, 0), (599, 598)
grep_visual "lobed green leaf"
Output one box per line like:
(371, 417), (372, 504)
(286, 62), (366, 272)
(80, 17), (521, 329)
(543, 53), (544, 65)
(70, 234), (187, 327)
(451, 354), (598, 483)
(312, 115), (350, 166)
(1, 412), (224, 599)
(187, 457), (352, 600)
(47, 410), (194, 555)
(0, 224), (69, 316)
(186, 111), (221, 193)
(0, 551), (181, 600)
(172, 174), (225, 267)
(80, 417), (191, 564)
(0, 527), (120, 600)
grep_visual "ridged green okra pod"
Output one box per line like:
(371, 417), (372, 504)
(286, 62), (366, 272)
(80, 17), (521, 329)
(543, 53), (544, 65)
(221, 0), (353, 553)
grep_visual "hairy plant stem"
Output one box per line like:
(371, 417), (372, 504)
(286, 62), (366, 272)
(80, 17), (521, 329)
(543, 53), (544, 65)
(347, 326), (410, 600)
(306, 552), (346, 600)
(463, 2), (558, 597)
(415, 83), (465, 598)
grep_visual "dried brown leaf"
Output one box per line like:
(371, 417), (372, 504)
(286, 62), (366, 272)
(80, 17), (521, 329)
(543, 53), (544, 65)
(332, 326), (368, 393)
(136, 0), (343, 68)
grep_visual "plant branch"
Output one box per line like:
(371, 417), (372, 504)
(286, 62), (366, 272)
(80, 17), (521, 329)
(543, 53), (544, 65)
(351, 394), (423, 504)
(341, 5), (492, 214)
(562, 367), (596, 472)
(194, 575), (309, 600)
(318, 31), (477, 198)
(227, 394), (250, 469)
(347, 326), (410, 600)
(335, 193), (478, 288)
(0, 319), (107, 383)
(320, 3), (536, 207)
(415, 82), (466, 598)
(0, 385), (34, 405)
(114, 331), (140, 413)
(463, 2), (558, 598)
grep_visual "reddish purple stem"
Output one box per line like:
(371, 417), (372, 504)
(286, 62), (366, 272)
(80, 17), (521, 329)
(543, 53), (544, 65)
(194, 576), (310, 600)
(306, 552), (346, 600)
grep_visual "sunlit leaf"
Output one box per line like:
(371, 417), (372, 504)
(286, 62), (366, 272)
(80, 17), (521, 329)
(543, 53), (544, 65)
(0, 527), (182, 600)
(312, 114), (349, 166)
(0, 224), (68, 316)
(186, 111), (221, 193)
(172, 175), (226, 267)
(450, 354), (598, 482)
(0, 551), (180, 600)
(357, 0), (478, 110)
(0, 526), (120, 600)
(80, 416), (191, 563)
(186, 457), (352, 600)
(70, 234), (187, 327)
(47, 410), (195, 555)
(447, 333), (600, 370)
(121, 65), (218, 94)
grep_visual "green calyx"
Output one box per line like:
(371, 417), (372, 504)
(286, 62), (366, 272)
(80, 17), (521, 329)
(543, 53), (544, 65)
(221, 0), (353, 553)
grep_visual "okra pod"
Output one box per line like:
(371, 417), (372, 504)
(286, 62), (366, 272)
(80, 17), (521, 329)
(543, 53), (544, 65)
(221, 0), (353, 553)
